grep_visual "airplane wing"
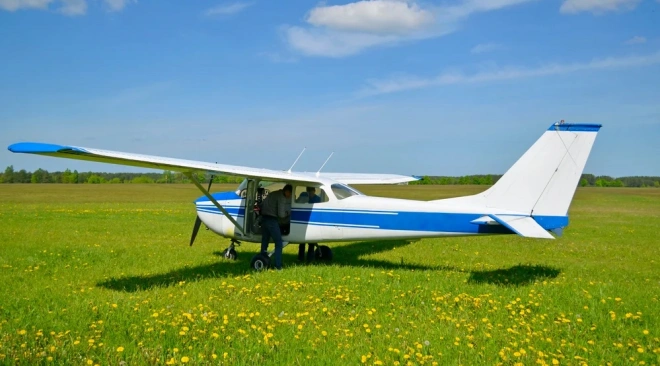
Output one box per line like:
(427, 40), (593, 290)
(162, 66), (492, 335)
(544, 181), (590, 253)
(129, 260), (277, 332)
(7, 142), (417, 185)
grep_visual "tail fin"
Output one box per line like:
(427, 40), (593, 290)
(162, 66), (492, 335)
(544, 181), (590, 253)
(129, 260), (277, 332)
(481, 122), (601, 216)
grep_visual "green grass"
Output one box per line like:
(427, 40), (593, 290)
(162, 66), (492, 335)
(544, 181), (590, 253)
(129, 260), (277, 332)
(0, 184), (658, 365)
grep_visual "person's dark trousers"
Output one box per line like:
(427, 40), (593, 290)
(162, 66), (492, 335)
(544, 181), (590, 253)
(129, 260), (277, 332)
(298, 243), (317, 262)
(260, 216), (283, 269)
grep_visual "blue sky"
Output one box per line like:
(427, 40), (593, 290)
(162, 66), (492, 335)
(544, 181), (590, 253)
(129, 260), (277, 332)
(1, 0), (659, 177)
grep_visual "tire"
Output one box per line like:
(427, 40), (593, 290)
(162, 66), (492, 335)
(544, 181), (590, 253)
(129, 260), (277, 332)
(223, 248), (237, 260)
(315, 245), (333, 261)
(250, 253), (270, 271)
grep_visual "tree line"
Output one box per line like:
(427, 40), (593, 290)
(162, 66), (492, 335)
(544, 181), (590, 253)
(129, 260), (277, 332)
(0, 166), (243, 184)
(1, 166), (658, 187)
(409, 173), (660, 188)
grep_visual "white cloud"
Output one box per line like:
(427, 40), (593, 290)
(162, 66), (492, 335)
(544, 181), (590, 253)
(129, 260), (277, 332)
(471, 42), (503, 54)
(625, 36), (647, 45)
(1, 0), (133, 14)
(560, 0), (640, 14)
(285, 0), (534, 57)
(58, 0), (85, 15)
(0, 0), (52, 11)
(307, 1), (435, 34)
(104, 0), (134, 12)
(204, 1), (253, 16)
(357, 52), (660, 96)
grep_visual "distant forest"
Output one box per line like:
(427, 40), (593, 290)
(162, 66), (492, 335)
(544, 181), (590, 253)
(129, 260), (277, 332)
(1, 166), (659, 188)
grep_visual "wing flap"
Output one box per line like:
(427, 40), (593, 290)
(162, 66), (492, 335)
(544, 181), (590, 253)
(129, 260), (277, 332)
(317, 173), (419, 185)
(487, 214), (555, 239)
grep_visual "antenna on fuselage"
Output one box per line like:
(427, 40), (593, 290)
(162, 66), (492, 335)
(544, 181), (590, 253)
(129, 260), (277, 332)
(315, 152), (334, 177)
(287, 147), (306, 173)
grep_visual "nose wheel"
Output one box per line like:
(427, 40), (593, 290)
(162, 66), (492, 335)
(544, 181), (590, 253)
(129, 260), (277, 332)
(221, 240), (240, 260)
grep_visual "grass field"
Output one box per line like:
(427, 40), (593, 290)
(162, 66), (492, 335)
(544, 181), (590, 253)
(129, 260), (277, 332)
(0, 184), (658, 365)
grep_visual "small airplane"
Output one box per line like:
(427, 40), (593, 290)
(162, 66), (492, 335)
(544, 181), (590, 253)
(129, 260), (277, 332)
(8, 121), (601, 270)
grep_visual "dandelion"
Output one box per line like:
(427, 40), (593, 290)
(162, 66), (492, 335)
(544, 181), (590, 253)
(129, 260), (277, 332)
(87, 360), (93, 365)
(181, 356), (190, 363)
(116, 346), (124, 352)
(643, 330), (649, 335)
(18, 330), (26, 335)
(637, 348), (644, 353)
(424, 340), (430, 346)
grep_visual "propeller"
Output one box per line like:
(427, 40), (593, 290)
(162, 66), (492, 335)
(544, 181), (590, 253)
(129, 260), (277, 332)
(190, 174), (214, 246)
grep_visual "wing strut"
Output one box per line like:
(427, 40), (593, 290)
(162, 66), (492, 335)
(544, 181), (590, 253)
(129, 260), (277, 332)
(185, 172), (246, 236)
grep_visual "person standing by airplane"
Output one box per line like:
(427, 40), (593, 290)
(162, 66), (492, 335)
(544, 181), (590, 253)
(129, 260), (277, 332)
(298, 186), (321, 262)
(260, 184), (292, 270)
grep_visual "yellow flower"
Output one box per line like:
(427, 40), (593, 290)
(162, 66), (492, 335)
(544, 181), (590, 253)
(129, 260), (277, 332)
(116, 346), (124, 352)
(322, 331), (328, 336)
(637, 348), (644, 353)
(552, 359), (559, 365)
(181, 356), (190, 363)
(18, 330), (27, 335)
(87, 360), (93, 365)
(643, 330), (649, 335)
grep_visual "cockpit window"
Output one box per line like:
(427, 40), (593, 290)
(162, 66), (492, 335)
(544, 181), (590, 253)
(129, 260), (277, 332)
(331, 184), (363, 200)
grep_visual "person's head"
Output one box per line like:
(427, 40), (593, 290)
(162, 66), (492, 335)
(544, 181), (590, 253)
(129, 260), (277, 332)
(306, 186), (317, 196)
(283, 184), (293, 198)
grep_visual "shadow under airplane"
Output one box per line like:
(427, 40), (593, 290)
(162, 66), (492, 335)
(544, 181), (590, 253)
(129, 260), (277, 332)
(96, 240), (560, 292)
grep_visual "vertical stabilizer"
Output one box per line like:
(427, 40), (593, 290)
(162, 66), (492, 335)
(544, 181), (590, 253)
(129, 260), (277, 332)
(480, 122), (601, 216)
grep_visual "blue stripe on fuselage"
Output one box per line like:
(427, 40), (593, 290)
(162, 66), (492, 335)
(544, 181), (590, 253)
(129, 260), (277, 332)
(195, 203), (568, 234)
(195, 191), (241, 203)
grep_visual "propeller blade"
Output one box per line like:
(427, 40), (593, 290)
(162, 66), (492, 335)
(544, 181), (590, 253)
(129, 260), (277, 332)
(190, 216), (202, 246)
(190, 174), (214, 246)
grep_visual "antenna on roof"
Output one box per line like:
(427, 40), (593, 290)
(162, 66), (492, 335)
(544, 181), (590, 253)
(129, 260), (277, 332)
(287, 147), (306, 173)
(316, 152), (334, 177)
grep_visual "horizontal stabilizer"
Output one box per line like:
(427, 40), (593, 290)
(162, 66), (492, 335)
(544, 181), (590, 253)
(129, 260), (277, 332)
(487, 215), (555, 239)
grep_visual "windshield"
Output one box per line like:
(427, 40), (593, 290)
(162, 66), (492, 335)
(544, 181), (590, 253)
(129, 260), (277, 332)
(331, 184), (363, 200)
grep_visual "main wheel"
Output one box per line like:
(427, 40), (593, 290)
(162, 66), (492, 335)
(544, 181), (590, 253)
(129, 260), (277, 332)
(250, 253), (270, 271)
(315, 245), (333, 261)
(222, 247), (237, 260)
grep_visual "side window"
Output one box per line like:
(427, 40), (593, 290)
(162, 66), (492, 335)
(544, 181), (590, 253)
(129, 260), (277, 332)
(331, 184), (361, 200)
(295, 186), (328, 204)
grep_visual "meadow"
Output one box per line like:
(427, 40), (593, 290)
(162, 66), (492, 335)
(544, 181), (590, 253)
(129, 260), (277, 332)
(0, 184), (658, 365)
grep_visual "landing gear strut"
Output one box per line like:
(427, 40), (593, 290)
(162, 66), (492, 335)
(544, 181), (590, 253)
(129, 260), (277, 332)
(221, 240), (240, 260)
